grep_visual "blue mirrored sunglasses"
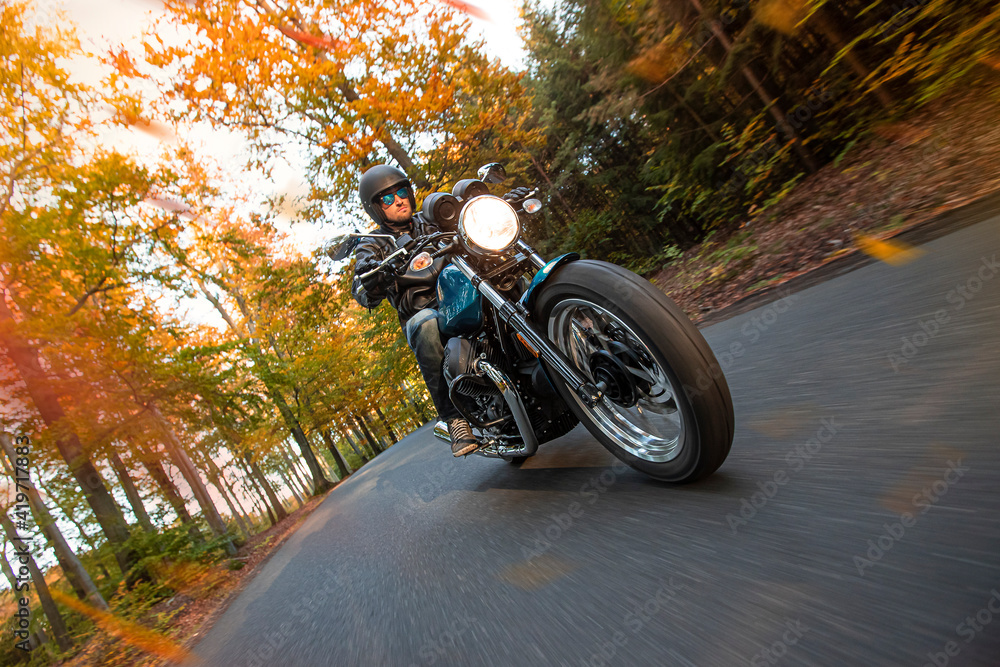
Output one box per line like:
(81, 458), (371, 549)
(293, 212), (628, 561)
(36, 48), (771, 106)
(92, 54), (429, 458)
(379, 186), (409, 207)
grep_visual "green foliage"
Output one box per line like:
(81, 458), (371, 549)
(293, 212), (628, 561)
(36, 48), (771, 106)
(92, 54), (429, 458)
(118, 523), (234, 607)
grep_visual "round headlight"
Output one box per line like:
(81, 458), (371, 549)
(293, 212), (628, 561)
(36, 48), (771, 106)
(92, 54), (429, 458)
(458, 195), (521, 254)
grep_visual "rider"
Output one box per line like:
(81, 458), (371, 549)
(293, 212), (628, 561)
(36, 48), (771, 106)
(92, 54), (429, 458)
(350, 165), (480, 456)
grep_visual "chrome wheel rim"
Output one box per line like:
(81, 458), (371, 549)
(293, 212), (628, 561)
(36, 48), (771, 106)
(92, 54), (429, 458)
(548, 299), (684, 462)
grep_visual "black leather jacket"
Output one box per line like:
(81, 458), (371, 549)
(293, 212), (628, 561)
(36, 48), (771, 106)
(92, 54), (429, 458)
(351, 213), (442, 328)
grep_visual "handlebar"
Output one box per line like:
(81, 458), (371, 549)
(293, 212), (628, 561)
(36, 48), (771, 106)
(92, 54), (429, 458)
(356, 231), (457, 281)
(357, 246), (409, 281)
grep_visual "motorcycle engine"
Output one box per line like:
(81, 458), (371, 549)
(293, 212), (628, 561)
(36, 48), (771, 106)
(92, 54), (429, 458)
(443, 337), (508, 425)
(443, 337), (504, 395)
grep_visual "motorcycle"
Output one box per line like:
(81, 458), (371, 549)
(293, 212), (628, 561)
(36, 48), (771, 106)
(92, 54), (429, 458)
(344, 163), (734, 482)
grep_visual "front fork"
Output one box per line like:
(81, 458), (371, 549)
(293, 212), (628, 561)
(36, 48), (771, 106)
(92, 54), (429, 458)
(450, 250), (604, 408)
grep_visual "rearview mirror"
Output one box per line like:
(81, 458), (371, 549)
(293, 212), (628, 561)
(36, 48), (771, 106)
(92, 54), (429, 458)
(477, 162), (507, 184)
(327, 235), (358, 262)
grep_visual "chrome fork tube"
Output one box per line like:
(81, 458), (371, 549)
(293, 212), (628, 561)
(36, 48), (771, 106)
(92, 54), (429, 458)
(516, 240), (546, 269)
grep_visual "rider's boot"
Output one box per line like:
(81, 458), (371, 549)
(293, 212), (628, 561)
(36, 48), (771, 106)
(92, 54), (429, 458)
(449, 418), (478, 457)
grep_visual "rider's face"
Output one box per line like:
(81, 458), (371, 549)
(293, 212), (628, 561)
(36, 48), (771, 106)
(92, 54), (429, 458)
(381, 189), (412, 224)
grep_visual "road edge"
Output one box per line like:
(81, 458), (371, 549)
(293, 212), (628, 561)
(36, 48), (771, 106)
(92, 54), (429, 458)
(694, 188), (1000, 328)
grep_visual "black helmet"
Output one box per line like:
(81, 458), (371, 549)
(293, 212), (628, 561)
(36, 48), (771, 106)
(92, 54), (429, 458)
(358, 164), (416, 226)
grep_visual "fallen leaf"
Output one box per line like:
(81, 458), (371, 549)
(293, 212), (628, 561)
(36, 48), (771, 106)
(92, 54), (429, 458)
(50, 590), (198, 664)
(853, 233), (925, 265)
(437, 0), (492, 22)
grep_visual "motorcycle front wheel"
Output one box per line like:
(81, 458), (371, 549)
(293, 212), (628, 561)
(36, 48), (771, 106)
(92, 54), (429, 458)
(534, 260), (734, 482)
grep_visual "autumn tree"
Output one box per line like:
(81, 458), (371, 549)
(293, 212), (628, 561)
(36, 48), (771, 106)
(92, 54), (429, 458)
(138, 0), (538, 221)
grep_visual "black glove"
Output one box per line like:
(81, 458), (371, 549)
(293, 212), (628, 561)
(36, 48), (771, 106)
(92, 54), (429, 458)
(359, 268), (387, 295)
(502, 186), (531, 203)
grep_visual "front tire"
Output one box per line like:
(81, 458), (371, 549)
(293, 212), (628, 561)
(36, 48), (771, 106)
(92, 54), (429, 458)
(534, 260), (734, 482)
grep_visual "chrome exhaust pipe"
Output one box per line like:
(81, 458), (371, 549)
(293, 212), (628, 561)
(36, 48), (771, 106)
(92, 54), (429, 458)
(476, 359), (538, 458)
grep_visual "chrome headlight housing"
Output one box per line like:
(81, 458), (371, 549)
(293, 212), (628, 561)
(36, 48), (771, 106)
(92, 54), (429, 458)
(458, 195), (521, 255)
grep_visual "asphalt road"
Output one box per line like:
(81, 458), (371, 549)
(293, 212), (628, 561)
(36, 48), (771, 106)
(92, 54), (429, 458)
(193, 212), (1000, 667)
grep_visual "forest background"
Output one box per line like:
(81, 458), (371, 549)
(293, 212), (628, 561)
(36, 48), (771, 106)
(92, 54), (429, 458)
(2, 0), (999, 663)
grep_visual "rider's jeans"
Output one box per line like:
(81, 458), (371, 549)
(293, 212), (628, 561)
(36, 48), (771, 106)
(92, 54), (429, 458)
(405, 308), (461, 422)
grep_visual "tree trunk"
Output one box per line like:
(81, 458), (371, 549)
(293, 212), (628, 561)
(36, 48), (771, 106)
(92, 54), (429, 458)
(280, 459), (306, 507)
(216, 481), (250, 539)
(0, 298), (135, 576)
(240, 466), (274, 526)
(246, 455), (288, 523)
(150, 406), (236, 555)
(338, 419), (369, 462)
(811, 7), (894, 110)
(199, 282), (333, 495)
(288, 442), (314, 484)
(108, 450), (154, 532)
(348, 430), (368, 459)
(373, 406), (399, 444)
(314, 445), (336, 480)
(669, 84), (722, 143)
(53, 501), (109, 582)
(401, 384), (429, 420)
(354, 413), (383, 454)
(0, 514), (73, 651)
(220, 463), (252, 516)
(1, 431), (108, 610)
(47, 493), (99, 552)
(230, 288), (333, 495)
(280, 446), (311, 498)
(517, 142), (577, 218)
(209, 471), (249, 538)
(1, 550), (17, 590)
(140, 454), (204, 543)
(236, 459), (274, 526)
(200, 455), (250, 538)
(270, 392), (332, 493)
(321, 429), (351, 478)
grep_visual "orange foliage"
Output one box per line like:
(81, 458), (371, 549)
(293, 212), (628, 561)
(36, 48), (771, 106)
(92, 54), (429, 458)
(628, 37), (688, 83)
(755, 0), (809, 35)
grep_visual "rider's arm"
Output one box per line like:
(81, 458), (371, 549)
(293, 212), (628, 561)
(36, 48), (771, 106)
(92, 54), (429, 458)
(351, 240), (389, 309)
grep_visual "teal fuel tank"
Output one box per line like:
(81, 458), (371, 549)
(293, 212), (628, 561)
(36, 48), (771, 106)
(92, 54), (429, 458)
(436, 264), (483, 336)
